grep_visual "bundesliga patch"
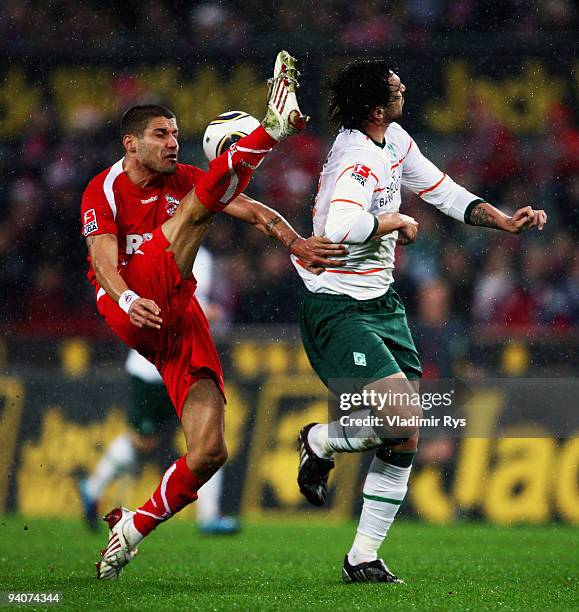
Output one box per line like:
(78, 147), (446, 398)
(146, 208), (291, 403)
(350, 163), (372, 186)
(83, 208), (98, 236)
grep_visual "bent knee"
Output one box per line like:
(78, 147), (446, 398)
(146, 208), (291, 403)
(399, 403), (422, 437)
(205, 441), (228, 467)
(187, 441), (228, 476)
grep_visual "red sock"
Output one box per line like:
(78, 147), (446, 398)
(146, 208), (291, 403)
(133, 455), (207, 537)
(195, 125), (277, 212)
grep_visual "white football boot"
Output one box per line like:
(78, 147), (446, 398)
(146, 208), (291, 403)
(96, 507), (138, 580)
(262, 50), (309, 141)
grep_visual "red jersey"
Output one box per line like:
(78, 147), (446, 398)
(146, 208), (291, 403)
(80, 159), (204, 291)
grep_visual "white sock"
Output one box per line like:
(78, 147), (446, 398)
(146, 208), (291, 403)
(197, 468), (224, 523)
(309, 412), (384, 457)
(347, 454), (412, 565)
(307, 424), (333, 458)
(86, 434), (136, 500)
(123, 518), (144, 548)
(348, 533), (383, 566)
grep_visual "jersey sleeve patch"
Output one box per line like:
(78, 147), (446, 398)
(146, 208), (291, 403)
(83, 208), (99, 236)
(350, 163), (372, 186)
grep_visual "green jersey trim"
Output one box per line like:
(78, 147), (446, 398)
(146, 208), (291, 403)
(364, 215), (380, 243)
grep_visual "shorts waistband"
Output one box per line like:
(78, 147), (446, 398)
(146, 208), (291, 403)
(304, 288), (392, 303)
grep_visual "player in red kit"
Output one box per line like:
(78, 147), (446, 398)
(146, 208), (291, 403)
(83, 52), (345, 580)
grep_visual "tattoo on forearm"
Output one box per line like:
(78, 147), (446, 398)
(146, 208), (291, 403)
(265, 216), (282, 235)
(467, 203), (500, 229)
(86, 235), (96, 249)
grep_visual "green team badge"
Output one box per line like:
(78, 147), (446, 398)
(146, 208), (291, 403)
(353, 352), (367, 366)
(386, 143), (397, 161)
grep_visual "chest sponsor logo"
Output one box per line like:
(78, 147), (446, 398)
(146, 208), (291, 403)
(83, 208), (98, 236)
(165, 194), (180, 216)
(377, 171), (402, 209)
(141, 195), (159, 205)
(351, 163), (372, 186)
(126, 232), (153, 255)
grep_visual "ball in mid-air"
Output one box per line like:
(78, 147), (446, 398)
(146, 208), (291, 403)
(202, 111), (261, 161)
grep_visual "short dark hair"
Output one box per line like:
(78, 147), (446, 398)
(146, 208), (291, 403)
(328, 59), (397, 130)
(120, 104), (176, 139)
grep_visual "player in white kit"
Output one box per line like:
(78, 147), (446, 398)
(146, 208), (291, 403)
(295, 59), (547, 583)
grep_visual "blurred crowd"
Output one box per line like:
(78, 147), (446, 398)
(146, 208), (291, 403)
(1, 95), (577, 337)
(0, 0), (576, 51)
(0, 1), (577, 340)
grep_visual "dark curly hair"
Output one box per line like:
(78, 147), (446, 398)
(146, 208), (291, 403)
(328, 59), (398, 130)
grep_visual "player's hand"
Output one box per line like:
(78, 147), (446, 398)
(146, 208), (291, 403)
(396, 234), (413, 245)
(506, 206), (548, 233)
(128, 298), (163, 329)
(291, 236), (348, 275)
(397, 214), (419, 244)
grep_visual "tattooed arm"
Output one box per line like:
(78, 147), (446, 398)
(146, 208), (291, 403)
(465, 200), (548, 233)
(224, 193), (347, 274)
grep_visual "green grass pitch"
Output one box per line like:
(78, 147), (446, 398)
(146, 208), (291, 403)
(0, 516), (576, 610)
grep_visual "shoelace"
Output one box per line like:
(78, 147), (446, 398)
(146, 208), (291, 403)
(267, 72), (301, 92)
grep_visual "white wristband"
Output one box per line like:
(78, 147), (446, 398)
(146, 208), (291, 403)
(118, 290), (140, 314)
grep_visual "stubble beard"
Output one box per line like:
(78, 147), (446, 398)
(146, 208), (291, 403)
(159, 164), (177, 175)
(146, 157), (178, 175)
(386, 102), (403, 122)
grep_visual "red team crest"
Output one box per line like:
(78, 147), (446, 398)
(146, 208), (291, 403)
(165, 194), (180, 216)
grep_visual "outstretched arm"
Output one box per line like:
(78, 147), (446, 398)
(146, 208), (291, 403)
(465, 201), (547, 233)
(400, 136), (547, 233)
(224, 193), (347, 274)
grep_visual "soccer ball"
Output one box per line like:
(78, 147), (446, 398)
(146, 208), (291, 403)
(202, 111), (261, 161)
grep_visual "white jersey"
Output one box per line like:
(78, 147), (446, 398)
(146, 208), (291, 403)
(292, 125), (481, 300)
(125, 246), (214, 382)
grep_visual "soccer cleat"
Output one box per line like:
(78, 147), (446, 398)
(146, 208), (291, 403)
(297, 423), (335, 506)
(95, 507), (138, 580)
(78, 478), (99, 532)
(342, 555), (404, 584)
(262, 50), (309, 141)
(198, 516), (241, 535)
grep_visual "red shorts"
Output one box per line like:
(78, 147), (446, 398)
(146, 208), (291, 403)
(96, 227), (225, 418)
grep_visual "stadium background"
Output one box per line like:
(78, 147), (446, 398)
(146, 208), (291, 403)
(1, 0), (578, 529)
